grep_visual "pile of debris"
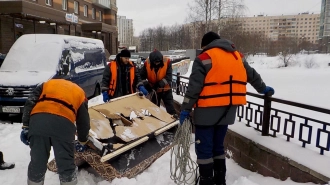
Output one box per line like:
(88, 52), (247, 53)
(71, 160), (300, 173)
(47, 93), (178, 181)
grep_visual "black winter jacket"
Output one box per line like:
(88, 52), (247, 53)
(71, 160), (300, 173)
(101, 54), (141, 99)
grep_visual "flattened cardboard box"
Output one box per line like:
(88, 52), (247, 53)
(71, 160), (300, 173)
(89, 94), (175, 142)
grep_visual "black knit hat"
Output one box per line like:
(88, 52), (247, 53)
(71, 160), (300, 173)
(201, 31), (221, 48)
(120, 49), (131, 58)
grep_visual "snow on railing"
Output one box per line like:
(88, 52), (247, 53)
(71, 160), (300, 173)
(171, 73), (330, 155)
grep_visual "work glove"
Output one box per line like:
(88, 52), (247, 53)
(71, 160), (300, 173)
(20, 128), (29, 146)
(179, 110), (190, 125)
(152, 82), (159, 90)
(75, 140), (88, 152)
(262, 86), (275, 96)
(171, 113), (179, 120)
(138, 86), (148, 96)
(158, 79), (166, 88)
(102, 91), (110, 102)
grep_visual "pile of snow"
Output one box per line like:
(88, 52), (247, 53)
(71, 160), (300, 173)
(247, 53), (330, 69)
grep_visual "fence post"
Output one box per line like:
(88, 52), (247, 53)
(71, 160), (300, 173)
(176, 72), (180, 95)
(262, 95), (272, 136)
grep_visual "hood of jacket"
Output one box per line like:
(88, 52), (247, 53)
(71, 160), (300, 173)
(202, 39), (237, 53)
(149, 50), (164, 69)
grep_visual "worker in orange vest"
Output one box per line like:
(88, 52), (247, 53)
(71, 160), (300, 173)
(138, 50), (177, 117)
(101, 49), (144, 102)
(20, 79), (90, 185)
(180, 32), (274, 185)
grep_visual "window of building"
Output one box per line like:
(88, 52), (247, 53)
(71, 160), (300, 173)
(62, 0), (67, 10)
(84, 5), (88, 17)
(99, 11), (102, 21)
(45, 0), (52, 6)
(92, 8), (96, 19)
(74, 1), (79, 14)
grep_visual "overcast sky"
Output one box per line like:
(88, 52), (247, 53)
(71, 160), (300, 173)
(117, 0), (321, 36)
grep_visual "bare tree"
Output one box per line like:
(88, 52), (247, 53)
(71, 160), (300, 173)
(276, 36), (298, 67)
(215, 0), (246, 34)
(188, 0), (218, 33)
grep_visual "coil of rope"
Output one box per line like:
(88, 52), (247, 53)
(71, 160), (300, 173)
(145, 89), (158, 105)
(170, 118), (198, 185)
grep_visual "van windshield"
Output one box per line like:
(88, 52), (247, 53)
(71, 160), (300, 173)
(0, 35), (63, 72)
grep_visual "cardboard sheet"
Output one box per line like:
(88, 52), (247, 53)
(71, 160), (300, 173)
(115, 116), (167, 142)
(92, 94), (175, 124)
(91, 94), (175, 142)
(88, 109), (114, 139)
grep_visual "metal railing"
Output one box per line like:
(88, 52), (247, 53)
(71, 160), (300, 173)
(172, 73), (330, 155)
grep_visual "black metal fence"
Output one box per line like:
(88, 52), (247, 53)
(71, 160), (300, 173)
(172, 73), (330, 155)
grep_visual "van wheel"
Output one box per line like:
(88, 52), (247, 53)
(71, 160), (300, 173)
(0, 113), (10, 121)
(93, 85), (101, 98)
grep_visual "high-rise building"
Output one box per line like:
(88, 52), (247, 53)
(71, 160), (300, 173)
(0, 0), (118, 54)
(319, 0), (330, 37)
(117, 16), (133, 47)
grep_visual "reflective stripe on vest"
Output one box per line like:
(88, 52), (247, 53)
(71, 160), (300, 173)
(145, 57), (171, 92)
(195, 48), (247, 107)
(31, 79), (86, 123)
(108, 61), (135, 96)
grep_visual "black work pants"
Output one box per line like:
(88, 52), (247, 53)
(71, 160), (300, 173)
(28, 135), (76, 183)
(151, 90), (176, 115)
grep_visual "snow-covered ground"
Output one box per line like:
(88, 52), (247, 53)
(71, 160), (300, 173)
(1, 53), (330, 185)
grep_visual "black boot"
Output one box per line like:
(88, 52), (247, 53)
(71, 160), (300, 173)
(198, 163), (214, 185)
(0, 151), (15, 170)
(214, 159), (226, 185)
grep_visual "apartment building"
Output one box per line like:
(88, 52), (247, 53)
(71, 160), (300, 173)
(239, 13), (320, 44)
(0, 0), (118, 54)
(117, 15), (133, 47)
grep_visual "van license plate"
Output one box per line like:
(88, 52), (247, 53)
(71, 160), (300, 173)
(2, 106), (20, 113)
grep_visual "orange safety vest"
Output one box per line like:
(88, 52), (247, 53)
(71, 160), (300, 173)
(195, 48), (247, 107)
(31, 79), (86, 123)
(108, 60), (135, 96)
(145, 57), (171, 92)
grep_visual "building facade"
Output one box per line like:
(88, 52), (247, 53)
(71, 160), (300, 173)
(237, 13), (320, 44)
(0, 0), (118, 54)
(117, 15), (133, 47)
